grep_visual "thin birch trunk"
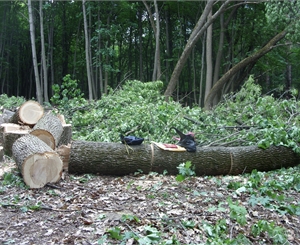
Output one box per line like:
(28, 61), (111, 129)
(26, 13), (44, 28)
(28, 0), (43, 104)
(82, 0), (93, 101)
(40, 0), (49, 103)
(204, 9), (213, 101)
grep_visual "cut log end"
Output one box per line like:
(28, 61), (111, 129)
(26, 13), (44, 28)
(31, 129), (55, 149)
(22, 152), (63, 188)
(18, 100), (44, 125)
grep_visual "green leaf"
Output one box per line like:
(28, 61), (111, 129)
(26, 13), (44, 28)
(107, 227), (123, 240)
(175, 175), (185, 182)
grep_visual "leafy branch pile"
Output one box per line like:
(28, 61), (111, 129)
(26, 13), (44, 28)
(0, 94), (25, 111)
(50, 75), (300, 153)
(1, 74), (300, 152)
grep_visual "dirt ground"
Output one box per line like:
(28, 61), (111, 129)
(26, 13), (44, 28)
(0, 159), (299, 245)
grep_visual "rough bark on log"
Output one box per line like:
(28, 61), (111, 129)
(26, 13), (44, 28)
(9, 100), (44, 126)
(31, 112), (63, 149)
(68, 141), (300, 176)
(0, 123), (31, 156)
(12, 134), (63, 188)
(58, 124), (72, 146)
(69, 142), (152, 175)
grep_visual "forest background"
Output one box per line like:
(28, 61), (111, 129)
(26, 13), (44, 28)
(1, 2), (300, 243)
(0, 0), (300, 109)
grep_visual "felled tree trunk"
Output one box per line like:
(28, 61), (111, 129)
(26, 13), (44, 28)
(0, 123), (31, 156)
(9, 100), (44, 126)
(68, 141), (300, 176)
(12, 134), (63, 188)
(31, 112), (63, 149)
(69, 142), (153, 175)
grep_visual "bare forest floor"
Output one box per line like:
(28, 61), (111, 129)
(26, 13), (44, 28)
(0, 158), (299, 245)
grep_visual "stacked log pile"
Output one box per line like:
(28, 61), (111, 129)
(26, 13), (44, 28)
(0, 100), (299, 189)
(0, 101), (71, 188)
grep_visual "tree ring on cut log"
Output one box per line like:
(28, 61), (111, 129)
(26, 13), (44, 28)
(23, 153), (62, 188)
(16, 100), (44, 126)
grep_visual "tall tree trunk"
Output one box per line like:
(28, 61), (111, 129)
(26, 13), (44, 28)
(0, 3), (7, 94)
(143, 0), (161, 81)
(204, 30), (288, 110)
(199, 33), (206, 106)
(204, 9), (213, 101)
(164, 0), (231, 99)
(40, 0), (49, 103)
(285, 44), (292, 95)
(212, 5), (239, 87)
(28, 0), (43, 104)
(61, 3), (68, 77)
(82, 0), (93, 101)
(212, 13), (224, 85)
(165, 5), (172, 85)
(88, 6), (96, 99)
(138, 11), (143, 81)
(97, 9), (103, 96)
(153, 0), (161, 80)
(72, 18), (81, 80)
(48, 2), (55, 96)
(192, 48), (197, 103)
(104, 13), (111, 94)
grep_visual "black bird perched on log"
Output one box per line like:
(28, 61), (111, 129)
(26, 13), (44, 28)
(170, 127), (196, 152)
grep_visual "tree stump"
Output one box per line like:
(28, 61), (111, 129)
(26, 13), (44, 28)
(0, 123), (31, 156)
(9, 100), (44, 126)
(12, 134), (63, 188)
(31, 112), (63, 149)
(68, 141), (300, 176)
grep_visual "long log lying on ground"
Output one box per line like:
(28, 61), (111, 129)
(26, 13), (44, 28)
(9, 100), (44, 126)
(68, 141), (300, 176)
(12, 134), (63, 188)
